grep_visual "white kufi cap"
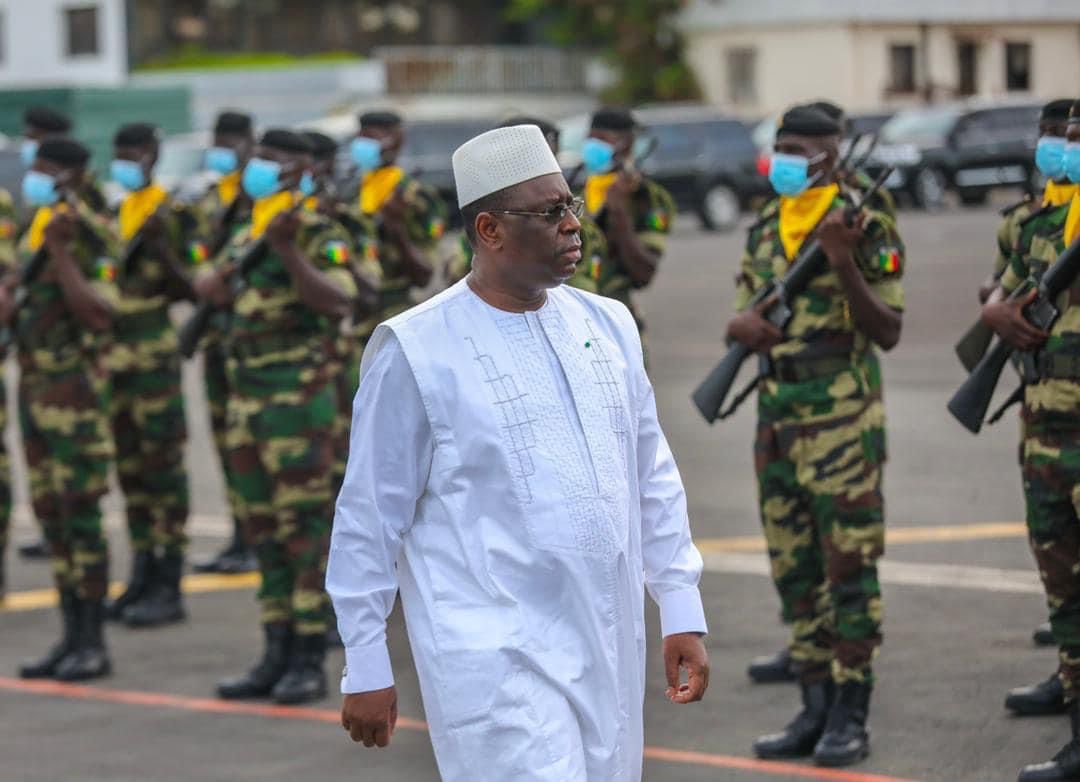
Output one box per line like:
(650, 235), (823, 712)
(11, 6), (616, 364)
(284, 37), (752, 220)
(452, 124), (562, 208)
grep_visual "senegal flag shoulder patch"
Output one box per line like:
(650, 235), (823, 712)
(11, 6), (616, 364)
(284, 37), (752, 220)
(94, 258), (117, 283)
(324, 240), (350, 265)
(645, 210), (669, 232)
(187, 241), (210, 265)
(877, 247), (901, 273)
(427, 218), (445, 240)
(0, 219), (15, 240)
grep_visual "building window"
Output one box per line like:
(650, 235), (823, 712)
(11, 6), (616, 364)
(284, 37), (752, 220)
(1005, 42), (1031, 91)
(957, 41), (978, 96)
(888, 44), (916, 93)
(725, 47), (757, 105)
(64, 5), (100, 58)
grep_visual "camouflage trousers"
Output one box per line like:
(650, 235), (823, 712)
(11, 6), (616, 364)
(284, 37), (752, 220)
(19, 366), (114, 599)
(331, 336), (364, 499)
(110, 359), (189, 555)
(0, 382), (13, 561)
(1021, 409), (1080, 699)
(755, 394), (886, 686)
(226, 359), (336, 637)
(204, 343), (235, 510)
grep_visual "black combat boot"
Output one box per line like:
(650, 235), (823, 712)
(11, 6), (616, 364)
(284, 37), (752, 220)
(1018, 700), (1080, 781)
(193, 522), (258, 574)
(19, 590), (80, 678)
(1034, 623), (1057, 647)
(747, 647), (797, 684)
(55, 596), (112, 681)
(813, 681), (871, 767)
(272, 633), (328, 705)
(1007, 673), (1068, 716)
(105, 549), (155, 621)
(752, 678), (834, 758)
(124, 552), (186, 627)
(17, 537), (49, 560)
(217, 622), (292, 699)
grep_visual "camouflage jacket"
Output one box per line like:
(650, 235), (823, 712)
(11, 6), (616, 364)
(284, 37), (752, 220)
(212, 208), (359, 369)
(0, 189), (17, 272)
(735, 186), (905, 420)
(108, 192), (204, 372)
(191, 182), (253, 345)
(993, 195), (1039, 278)
(1001, 201), (1080, 421)
(15, 199), (121, 374)
(582, 177), (674, 327)
(344, 173), (447, 320)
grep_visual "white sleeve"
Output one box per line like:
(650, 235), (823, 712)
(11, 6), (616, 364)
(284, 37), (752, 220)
(327, 332), (434, 694)
(637, 374), (708, 639)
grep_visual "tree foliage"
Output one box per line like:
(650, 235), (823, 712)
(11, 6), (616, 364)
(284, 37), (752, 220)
(508, 0), (700, 104)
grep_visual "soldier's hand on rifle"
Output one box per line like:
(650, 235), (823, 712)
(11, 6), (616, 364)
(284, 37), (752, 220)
(141, 212), (166, 243)
(193, 266), (233, 308)
(981, 288), (1048, 352)
(266, 210), (301, 253)
(43, 210), (77, 252)
(380, 190), (408, 237)
(818, 208), (865, 269)
(607, 167), (641, 210)
(727, 294), (784, 353)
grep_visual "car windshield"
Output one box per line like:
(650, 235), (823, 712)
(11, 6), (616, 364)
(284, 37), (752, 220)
(157, 142), (206, 178)
(880, 107), (958, 144)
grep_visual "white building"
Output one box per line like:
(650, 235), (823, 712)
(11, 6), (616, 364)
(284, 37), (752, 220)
(679, 0), (1080, 118)
(0, 0), (127, 87)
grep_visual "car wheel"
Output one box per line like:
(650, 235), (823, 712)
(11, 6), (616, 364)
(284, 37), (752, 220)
(699, 183), (740, 232)
(912, 167), (947, 210)
(958, 188), (988, 206)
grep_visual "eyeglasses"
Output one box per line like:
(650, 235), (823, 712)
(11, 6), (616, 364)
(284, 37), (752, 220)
(489, 197), (584, 224)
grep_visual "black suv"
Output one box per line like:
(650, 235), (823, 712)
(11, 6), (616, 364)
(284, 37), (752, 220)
(560, 106), (771, 232)
(866, 102), (1041, 208)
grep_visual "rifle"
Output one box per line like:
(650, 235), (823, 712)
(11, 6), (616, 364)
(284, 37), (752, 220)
(953, 269), (1005, 372)
(120, 199), (178, 278)
(946, 236), (1080, 434)
(691, 166), (895, 424)
(178, 191), (313, 358)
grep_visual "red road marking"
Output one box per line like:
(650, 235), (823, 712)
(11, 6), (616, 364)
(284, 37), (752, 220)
(0, 677), (924, 782)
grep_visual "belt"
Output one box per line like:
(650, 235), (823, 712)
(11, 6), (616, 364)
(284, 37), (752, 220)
(768, 353), (864, 384)
(228, 333), (323, 361)
(1037, 353), (1080, 380)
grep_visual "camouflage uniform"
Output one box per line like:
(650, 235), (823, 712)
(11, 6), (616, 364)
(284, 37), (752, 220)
(217, 208), (359, 637)
(15, 201), (120, 600)
(0, 192), (16, 569)
(581, 177), (675, 332)
(108, 196), (199, 556)
(735, 187), (905, 686)
(1000, 200), (1080, 699)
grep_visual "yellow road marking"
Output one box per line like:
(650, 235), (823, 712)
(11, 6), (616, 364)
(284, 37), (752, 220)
(1, 572), (260, 613)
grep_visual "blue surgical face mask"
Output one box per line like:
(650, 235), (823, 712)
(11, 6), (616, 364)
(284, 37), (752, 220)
(299, 171), (316, 197)
(242, 157), (283, 200)
(1063, 142), (1080, 184)
(110, 159), (147, 192)
(205, 146), (239, 175)
(1035, 136), (1067, 180)
(582, 137), (616, 174)
(768, 152), (826, 197)
(350, 137), (382, 172)
(20, 139), (38, 168)
(22, 170), (59, 207)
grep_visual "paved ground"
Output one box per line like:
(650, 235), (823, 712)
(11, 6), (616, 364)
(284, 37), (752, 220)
(0, 202), (1067, 782)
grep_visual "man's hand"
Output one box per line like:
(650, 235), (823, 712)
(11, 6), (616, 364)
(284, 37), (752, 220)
(43, 210), (77, 252)
(726, 294), (783, 352)
(380, 190), (408, 237)
(193, 266), (233, 308)
(342, 686), (398, 748)
(982, 288), (1048, 352)
(606, 167), (641, 212)
(265, 210), (301, 253)
(817, 208), (865, 269)
(663, 633), (709, 705)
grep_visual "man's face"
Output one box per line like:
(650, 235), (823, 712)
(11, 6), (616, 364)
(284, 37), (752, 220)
(485, 172), (582, 290)
(32, 158), (82, 190)
(358, 125), (403, 165)
(254, 145), (303, 190)
(588, 128), (634, 163)
(114, 142), (158, 179)
(774, 132), (837, 181)
(215, 131), (254, 167)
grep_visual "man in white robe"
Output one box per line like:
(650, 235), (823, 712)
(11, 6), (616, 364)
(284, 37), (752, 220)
(327, 124), (710, 781)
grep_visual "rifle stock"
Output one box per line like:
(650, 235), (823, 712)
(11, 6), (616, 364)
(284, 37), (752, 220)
(953, 320), (995, 372)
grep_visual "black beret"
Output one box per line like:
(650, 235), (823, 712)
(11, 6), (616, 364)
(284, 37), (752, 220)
(499, 115), (559, 139)
(776, 105), (842, 138)
(301, 130), (338, 160)
(214, 110), (253, 135)
(24, 106), (72, 133)
(590, 107), (638, 132)
(808, 100), (845, 123)
(37, 137), (90, 167)
(358, 110), (402, 130)
(113, 122), (160, 147)
(258, 129), (313, 155)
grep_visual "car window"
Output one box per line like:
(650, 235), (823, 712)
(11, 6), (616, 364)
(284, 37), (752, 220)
(880, 107), (958, 144)
(402, 122), (492, 159)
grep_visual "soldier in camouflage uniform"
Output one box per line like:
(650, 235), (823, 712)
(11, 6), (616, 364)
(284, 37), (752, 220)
(195, 130), (361, 705)
(725, 106), (904, 768)
(346, 111), (447, 323)
(0, 190), (16, 598)
(10, 138), (120, 681)
(103, 123), (199, 628)
(993, 103), (1080, 782)
(579, 108), (675, 338)
(808, 101), (897, 220)
(190, 111), (260, 576)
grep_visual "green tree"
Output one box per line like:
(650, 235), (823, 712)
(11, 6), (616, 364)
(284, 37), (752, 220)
(508, 0), (699, 104)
